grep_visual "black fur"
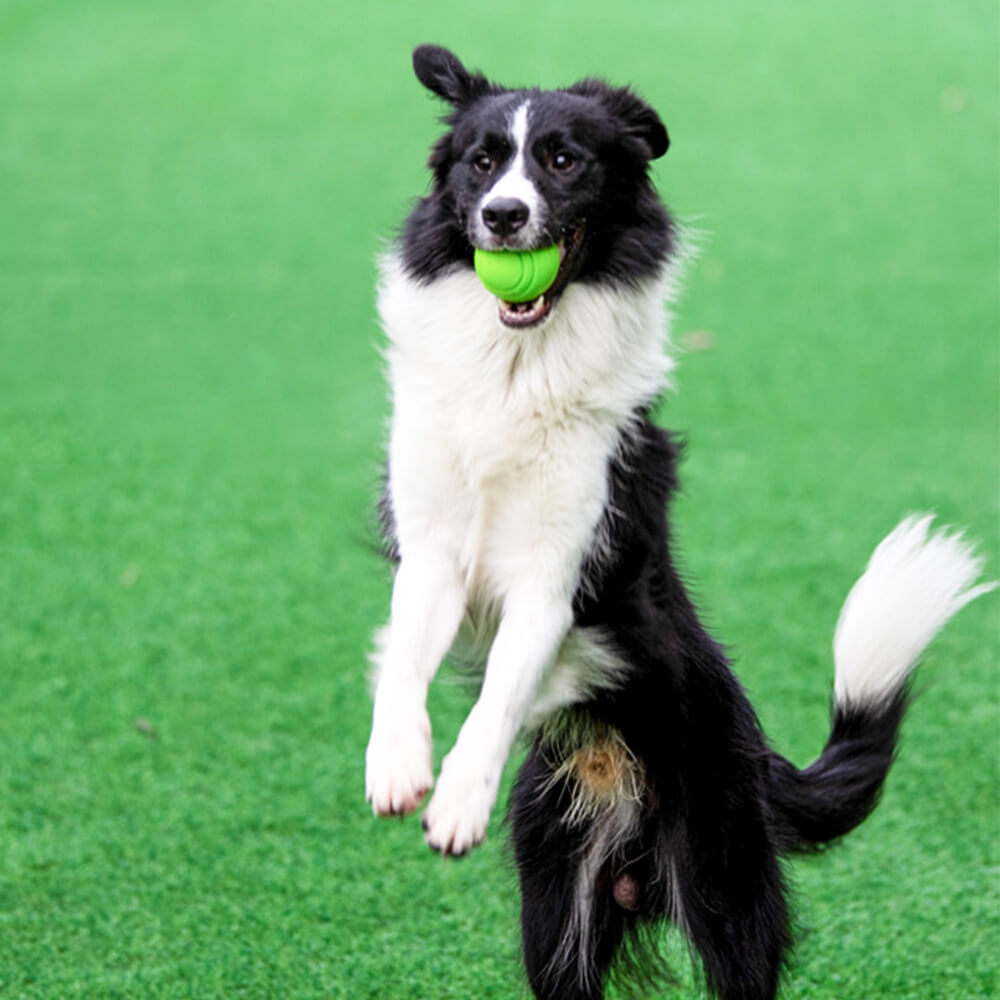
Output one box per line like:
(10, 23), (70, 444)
(509, 416), (908, 999)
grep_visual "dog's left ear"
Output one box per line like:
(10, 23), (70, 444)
(413, 44), (494, 106)
(570, 80), (670, 160)
(616, 88), (669, 159)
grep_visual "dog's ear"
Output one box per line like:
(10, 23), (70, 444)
(615, 88), (669, 159)
(413, 45), (493, 106)
(569, 80), (670, 160)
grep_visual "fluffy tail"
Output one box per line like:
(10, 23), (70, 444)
(769, 514), (995, 853)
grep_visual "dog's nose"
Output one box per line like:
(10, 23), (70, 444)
(482, 198), (530, 237)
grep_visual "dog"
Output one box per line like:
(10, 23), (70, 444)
(364, 44), (994, 1000)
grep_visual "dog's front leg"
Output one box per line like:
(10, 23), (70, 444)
(422, 587), (573, 856)
(366, 542), (466, 817)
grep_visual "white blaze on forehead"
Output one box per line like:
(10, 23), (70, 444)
(479, 100), (544, 240)
(509, 100), (530, 158)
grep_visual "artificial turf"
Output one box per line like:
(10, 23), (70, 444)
(1, 1), (997, 997)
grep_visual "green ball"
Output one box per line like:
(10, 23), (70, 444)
(473, 245), (560, 303)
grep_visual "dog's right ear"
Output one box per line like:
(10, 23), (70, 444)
(413, 45), (492, 105)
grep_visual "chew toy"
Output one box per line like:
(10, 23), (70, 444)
(473, 245), (560, 303)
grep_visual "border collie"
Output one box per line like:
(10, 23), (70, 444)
(364, 44), (994, 1000)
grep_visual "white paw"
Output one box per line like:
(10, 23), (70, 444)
(421, 752), (499, 857)
(365, 703), (433, 817)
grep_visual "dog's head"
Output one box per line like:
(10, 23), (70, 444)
(403, 45), (674, 328)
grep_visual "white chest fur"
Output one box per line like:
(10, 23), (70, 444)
(367, 253), (678, 852)
(378, 254), (675, 611)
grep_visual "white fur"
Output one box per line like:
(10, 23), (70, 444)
(527, 629), (633, 726)
(833, 514), (996, 708)
(447, 617), (632, 726)
(365, 252), (678, 852)
(549, 797), (641, 991)
(476, 101), (544, 246)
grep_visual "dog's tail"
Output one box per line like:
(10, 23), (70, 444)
(768, 514), (995, 853)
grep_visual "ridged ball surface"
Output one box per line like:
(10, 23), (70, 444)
(473, 245), (560, 303)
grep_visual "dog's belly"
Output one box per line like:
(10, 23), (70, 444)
(450, 612), (626, 727)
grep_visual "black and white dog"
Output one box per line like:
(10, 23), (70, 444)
(365, 45), (992, 1000)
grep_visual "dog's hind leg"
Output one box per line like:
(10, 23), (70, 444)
(669, 738), (792, 1000)
(510, 730), (646, 1000)
(673, 829), (789, 1000)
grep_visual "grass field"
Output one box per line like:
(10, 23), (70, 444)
(1, 1), (997, 997)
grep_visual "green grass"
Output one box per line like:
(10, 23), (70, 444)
(1, 1), (997, 997)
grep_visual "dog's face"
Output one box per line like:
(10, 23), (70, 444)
(404, 46), (674, 328)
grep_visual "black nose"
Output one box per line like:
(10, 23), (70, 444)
(482, 198), (529, 237)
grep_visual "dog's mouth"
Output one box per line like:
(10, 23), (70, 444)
(495, 226), (586, 330)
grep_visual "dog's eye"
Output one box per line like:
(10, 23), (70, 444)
(472, 153), (494, 174)
(551, 151), (575, 172)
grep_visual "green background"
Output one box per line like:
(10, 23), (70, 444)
(1, 1), (997, 997)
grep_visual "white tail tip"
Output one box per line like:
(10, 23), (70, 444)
(833, 515), (996, 708)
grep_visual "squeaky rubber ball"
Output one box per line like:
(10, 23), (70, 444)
(473, 245), (560, 303)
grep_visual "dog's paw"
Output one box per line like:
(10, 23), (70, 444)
(365, 704), (433, 817)
(421, 753), (498, 857)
